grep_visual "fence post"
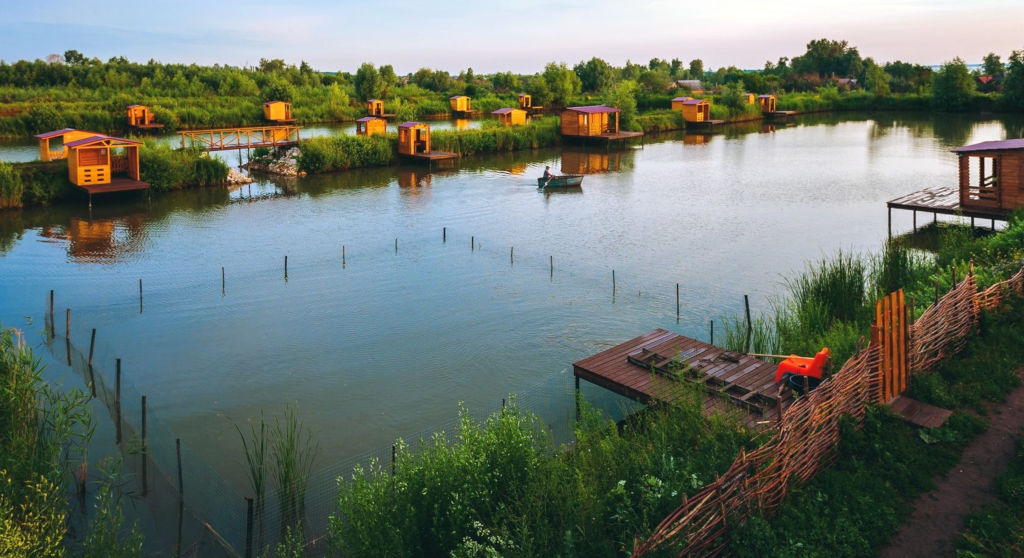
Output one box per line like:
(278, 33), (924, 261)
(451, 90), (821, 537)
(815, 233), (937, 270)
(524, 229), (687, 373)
(88, 328), (96, 367)
(744, 295), (752, 353)
(142, 395), (148, 497)
(245, 497), (254, 558)
(115, 359), (122, 444)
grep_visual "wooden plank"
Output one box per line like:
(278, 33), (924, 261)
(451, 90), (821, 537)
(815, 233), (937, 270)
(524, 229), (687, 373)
(888, 396), (952, 428)
(875, 298), (885, 405)
(898, 290), (907, 394)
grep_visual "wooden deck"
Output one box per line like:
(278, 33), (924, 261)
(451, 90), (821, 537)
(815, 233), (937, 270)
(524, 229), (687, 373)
(574, 329), (786, 428)
(887, 186), (1008, 234)
(74, 177), (150, 195)
(888, 396), (952, 428)
(564, 131), (644, 143)
(685, 120), (725, 127)
(766, 110), (798, 117)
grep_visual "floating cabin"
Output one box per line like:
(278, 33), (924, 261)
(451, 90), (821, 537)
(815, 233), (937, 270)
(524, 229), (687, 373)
(758, 94), (777, 113)
(396, 122), (458, 165)
(560, 105), (643, 142)
(126, 105), (163, 129)
(35, 128), (98, 162)
(449, 95), (473, 117)
(263, 101), (294, 122)
(680, 98), (711, 123)
(355, 116), (386, 137)
(367, 99), (386, 117)
(886, 138), (1024, 232)
(670, 96), (693, 111)
(492, 107), (526, 126)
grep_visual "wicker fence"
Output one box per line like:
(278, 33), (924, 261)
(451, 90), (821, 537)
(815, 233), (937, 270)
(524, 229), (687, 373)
(631, 262), (1024, 557)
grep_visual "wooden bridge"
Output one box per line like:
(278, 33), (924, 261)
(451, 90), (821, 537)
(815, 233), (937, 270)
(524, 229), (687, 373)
(178, 125), (302, 151)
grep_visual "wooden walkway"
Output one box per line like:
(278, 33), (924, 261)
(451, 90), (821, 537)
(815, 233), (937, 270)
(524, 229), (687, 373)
(887, 186), (1007, 234)
(564, 131), (644, 144)
(888, 396), (952, 428)
(573, 329), (785, 428)
(178, 125), (302, 152)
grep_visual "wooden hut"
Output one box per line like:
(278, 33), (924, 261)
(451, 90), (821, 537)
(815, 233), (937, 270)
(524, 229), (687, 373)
(518, 94), (532, 109)
(681, 98), (711, 123)
(671, 96), (694, 111)
(744, 93), (757, 105)
(561, 105), (620, 137)
(367, 99), (384, 117)
(953, 139), (1024, 215)
(263, 101), (294, 122)
(449, 95), (472, 113)
(65, 134), (144, 188)
(492, 108), (526, 126)
(356, 116), (386, 137)
(35, 128), (99, 162)
(758, 95), (777, 113)
(398, 122), (431, 155)
(126, 105), (163, 129)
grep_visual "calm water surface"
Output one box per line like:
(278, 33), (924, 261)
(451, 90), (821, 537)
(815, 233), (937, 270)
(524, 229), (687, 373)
(2, 112), (1021, 507)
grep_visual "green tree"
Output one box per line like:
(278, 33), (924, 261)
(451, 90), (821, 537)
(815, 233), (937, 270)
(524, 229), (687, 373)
(354, 63), (384, 101)
(638, 69), (670, 93)
(791, 38), (863, 78)
(63, 49), (86, 66)
(1003, 50), (1024, 110)
(603, 80), (639, 130)
(258, 58), (286, 73)
(982, 52), (1004, 77)
(689, 59), (704, 79)
(574, 57), (614, 93)
(542, 62), (581, 107)
(379, 64), (398, 96)
(718, 83), (748, 116)
(261, 77), (295, 103)
(863, 61), (891, 97)
(932, 58), (976, 110)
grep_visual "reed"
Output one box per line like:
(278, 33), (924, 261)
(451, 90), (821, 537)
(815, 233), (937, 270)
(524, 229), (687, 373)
(0, 162), (24, 209)
(270, 407), (318, 536)
(236, 412), (269, 549)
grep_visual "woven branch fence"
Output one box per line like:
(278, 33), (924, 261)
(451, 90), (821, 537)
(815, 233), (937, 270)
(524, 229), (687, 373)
(631, 262), (1024, 557)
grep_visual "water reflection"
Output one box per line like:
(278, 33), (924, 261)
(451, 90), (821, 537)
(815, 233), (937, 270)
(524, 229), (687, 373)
(561, 149), (625, 174)
(39, 215), (148, 262)
(683, 133), (711, 145)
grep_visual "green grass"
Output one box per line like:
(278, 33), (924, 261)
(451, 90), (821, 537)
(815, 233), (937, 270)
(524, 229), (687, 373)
(956, 437), (1024, 557)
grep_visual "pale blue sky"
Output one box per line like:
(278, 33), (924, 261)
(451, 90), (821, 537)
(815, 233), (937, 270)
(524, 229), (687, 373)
(2, 0), (1022, 73)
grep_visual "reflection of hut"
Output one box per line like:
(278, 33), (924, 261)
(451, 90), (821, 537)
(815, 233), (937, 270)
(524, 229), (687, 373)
(453, 118), (471, 130)
(671, 97), (693, 111)
(35, 128), (99, 162)
(681, 98), (711, 123)
(397, 169), (432, 189)
(127, 105), (162, 129)
(367, 99), (384, 116)
(561, 150), (622, 174)
(683, 134), (710, 145)
(954, 139), (1024, 215)
(398, 122), (430, 155)
(492, 108), (526, 126)
(356, 116), (386, 137)
(263, 101), (294, 122)
(758, 95), (777, 113)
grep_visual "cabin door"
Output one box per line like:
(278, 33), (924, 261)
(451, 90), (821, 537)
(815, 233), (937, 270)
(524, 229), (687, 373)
(965, 155), (1001, 208)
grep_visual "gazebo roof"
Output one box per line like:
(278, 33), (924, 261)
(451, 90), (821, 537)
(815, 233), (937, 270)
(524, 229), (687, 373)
(952, 139), (1024, 153)
(65, 135), (143, 149)
(565, 105), (620, 114)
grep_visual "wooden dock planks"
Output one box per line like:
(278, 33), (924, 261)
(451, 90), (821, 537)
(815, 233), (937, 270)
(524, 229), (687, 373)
(887, 186), (1009, 220)
(574, 329), (784, 426)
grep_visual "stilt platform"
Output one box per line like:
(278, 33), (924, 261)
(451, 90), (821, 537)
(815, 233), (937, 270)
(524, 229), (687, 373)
(886, 186), (1007, 235)
(766, 111), (798, 117)
(563, 131), (644, 147)
(888, 396), (952, 428)
(74, 177), (150, 195)
(686, 120), (725, 127)
(573, 329), (786, 428)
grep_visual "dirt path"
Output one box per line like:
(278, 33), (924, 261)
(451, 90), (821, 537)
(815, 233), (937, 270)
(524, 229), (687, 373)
(881, 370), (1024, 558)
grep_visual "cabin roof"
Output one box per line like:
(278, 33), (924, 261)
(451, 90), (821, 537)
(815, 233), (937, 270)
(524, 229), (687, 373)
(675, 80), (703, 89)
(449, 95), (468, 100)
(758, 94), (775, 99)
(564, 105), (620, 114)
(492, 108), (523, 115)
(127, 104), (145, 109)
(682, 98), (708, 105)
(263, 100), (288, 106)
(34, 128), (77, 139)
(671, 96), (693, 102)
(65, 134), (143, 149)
(356, 116), (383, 122)
(367, 98), (381, 102)
(398, 121), (424, 128)
(953, 139), (1024, 153)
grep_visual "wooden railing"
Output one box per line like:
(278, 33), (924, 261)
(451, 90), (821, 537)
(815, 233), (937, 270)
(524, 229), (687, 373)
(110, 156), (129, 173)
(178, 125), (302, 152)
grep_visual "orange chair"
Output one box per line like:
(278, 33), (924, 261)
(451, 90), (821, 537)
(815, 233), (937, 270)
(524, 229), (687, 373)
(774, 347), (830, 383)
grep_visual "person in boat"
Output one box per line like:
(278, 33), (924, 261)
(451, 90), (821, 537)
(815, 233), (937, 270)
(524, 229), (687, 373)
(543, 166), (553, 180)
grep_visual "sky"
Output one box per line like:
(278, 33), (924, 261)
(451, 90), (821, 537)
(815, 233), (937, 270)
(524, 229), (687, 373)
(1, 0), (1022, 74)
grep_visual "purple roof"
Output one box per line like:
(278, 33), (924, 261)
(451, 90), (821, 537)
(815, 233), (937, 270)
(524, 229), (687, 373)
(672, 97), (692, 102)
(565, 105), (620, 114)
(65, 135), (142, 148)
(953, 139), (1024, 153)
(450, 95), (468, 100)
(356, 116), (382, 122)
(758, 94), (775, 98)
(682, 99), (707, 105)
(492, 108), (521, 114)
(263, 100), (287, 106)
(34, 128), (77, 139)
(367, 98), (381, 102)
(399, 121), (423, 128)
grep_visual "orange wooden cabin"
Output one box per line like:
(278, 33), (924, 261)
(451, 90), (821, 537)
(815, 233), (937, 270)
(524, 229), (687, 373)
(263, 101), (294, 122)
(449, 95), (472, 113)
(518, 94), (532, 109)
(65, 134), (143, 187)
(492, 108), (526, 126)
(356, 116), (386, 137)
(758, 95), (777, 113)
(681, 98), (711, 123)
(671, 96), (693, 111)
(35, 128), (100, 162)
(560, 105), (620, 137)
(397, 122), (431, 155)
(127, 105), (163, 129)
(953, 139), (1024, 215)
(744, 93), (757, 105)
(367, 99), (384, 117)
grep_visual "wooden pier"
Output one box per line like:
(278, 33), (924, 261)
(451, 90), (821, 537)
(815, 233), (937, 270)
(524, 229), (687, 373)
(574, 329), (786, 428)
(178, 125), (301, 152)
(887, 186), (1006, 235)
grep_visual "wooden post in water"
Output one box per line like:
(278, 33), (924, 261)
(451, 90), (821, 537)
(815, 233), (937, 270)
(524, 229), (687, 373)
(710, 320), (715, 345)
(65, 309), (70, 340)
(115, 359), (122, 444)
(510, 247), (514, 265)
(176, 438), (183, 497)
(88, 328), (96, 367)
(443, 227), (446, 243)
(676, 283), (680, 320)
(245, 497), (254, 558)
(471, 236), (474, 251)
(139, 279), (143, 313)
(142, 395), (148, 497)
(395, 237), (398, 253)
(612, 270), (616, 296)
(744, 295), (752, 353)
(342, 246), (346, 267)
(550, 255), (553, 278)
(284, 256), (288, 279)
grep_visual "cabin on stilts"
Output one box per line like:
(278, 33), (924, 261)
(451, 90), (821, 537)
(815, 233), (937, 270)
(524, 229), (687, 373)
(368, 99), (384, 116)
(59, 133), (150, 204)
(518, 93), (543, 115)
(35, 128), (100, 162)
(263, 101), (294, 122)
(492, 108), (526, 126)
(397, 122), (458, 166)
(449, 95), (475, 118)
(887, 138), (1024, 234)
(355, 116), (387, 137)
(126, 105), (163, 129)
(560, 105), (643, 143)
(758, 94), (777, 113)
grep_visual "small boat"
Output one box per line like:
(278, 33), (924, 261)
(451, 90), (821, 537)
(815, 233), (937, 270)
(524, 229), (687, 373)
(537, 174), (583, 188)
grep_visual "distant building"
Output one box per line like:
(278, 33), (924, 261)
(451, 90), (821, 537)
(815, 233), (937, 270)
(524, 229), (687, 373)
(673, 80), (704, 94)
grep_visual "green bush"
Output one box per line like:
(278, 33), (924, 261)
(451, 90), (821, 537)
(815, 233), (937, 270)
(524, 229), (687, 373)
(139, 142), (228, 191)
(297, 134), (395, 173)
(0, 162), (24, 209)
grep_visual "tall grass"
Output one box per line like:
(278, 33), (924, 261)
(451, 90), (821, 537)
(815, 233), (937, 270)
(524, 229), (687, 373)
(139, 142), (228, 191)
(236, 412), (269, 549)
(296, 134), (395, 174)
(431, 117), (561, 156)
(270, 407), (318, 537)
(0, 161), (24, 209)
